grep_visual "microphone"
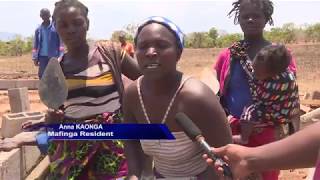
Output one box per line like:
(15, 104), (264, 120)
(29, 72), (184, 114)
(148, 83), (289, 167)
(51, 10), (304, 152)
(175, 112), (233, 178)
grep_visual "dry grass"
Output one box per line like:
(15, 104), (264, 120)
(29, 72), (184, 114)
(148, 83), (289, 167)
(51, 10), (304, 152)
(0, 53), (37, 79)
(178, 48), (222, 78)
(287, 44), (320, 93)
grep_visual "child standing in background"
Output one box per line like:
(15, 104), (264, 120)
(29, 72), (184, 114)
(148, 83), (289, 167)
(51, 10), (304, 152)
(32, 8), (64, 78)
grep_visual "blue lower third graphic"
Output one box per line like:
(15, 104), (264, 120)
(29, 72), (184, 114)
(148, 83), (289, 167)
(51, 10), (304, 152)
(46, 124), (175, 140)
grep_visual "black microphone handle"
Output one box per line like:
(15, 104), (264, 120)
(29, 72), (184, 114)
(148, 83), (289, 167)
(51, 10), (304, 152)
(198, 139), (233, 179)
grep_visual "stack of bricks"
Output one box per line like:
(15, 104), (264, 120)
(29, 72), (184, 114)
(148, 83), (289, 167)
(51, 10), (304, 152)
(0, 87), (45, 180)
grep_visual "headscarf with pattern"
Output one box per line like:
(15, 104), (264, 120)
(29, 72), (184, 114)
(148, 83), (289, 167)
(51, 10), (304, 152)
(134, 16), (185, 54)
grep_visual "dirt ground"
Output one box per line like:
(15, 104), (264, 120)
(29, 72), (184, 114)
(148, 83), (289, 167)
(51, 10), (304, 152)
(0, 44), (319, 179)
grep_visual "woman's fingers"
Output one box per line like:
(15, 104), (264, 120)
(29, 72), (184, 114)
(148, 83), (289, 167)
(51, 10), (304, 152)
(55, 109), (64, 115)
(212, 146), (228, 156)
(22, 117), (46, 130)
(21, 121), (32, 129)
(46, 109), (64, 123)
(203, 153), (228, 177)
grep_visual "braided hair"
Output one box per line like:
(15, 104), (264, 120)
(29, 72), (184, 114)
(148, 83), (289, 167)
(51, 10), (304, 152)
(52, 0), (88, 21)
(228, 0), (274, 25)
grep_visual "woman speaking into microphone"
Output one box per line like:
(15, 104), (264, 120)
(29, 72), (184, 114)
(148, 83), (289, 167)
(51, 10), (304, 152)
(123, 16), (232, 180)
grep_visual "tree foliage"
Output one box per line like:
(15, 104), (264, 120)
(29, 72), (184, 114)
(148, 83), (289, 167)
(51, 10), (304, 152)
(2, 22), (320, 56)
(123, 23), (139, 42)
(110, 30), (123, 42)
(110, 23), (139, 43)
(184, 23), (320, 48)
(0, 35), (33, 56)
(305, 23), (320, 42)
(216, 33), (243, 48)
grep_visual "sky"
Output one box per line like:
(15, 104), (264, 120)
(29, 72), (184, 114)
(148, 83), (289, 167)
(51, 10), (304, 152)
(0, 0), (320, 39)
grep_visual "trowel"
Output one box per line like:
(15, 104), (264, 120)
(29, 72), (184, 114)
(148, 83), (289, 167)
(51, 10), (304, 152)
(21, 58), (68, 131)
(38, 57), (68, 110)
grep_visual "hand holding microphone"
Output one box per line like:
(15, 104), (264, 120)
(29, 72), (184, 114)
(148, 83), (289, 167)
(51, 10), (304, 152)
(175, 112), (233, 179)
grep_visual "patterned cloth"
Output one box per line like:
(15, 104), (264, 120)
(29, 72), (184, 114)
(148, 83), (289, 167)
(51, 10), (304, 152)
(229, 41), (300, 126)
(48, 41), (129, 180)
(214, 44), (297, 97)
(134, 16), (185, 49)
(214, 41), (298, 180)
(242, 72), (299, 125)
(48, 113), (127, 180)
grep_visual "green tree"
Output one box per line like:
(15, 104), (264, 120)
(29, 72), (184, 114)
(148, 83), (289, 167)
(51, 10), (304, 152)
(305, 23), (320, 42)
(122, 23), (139, 42)
(312, 23), (320, 42)
(185, 32), (214, 48)
(208, 27), (218, 46)
(216, 33), (243, 47)
(281, 23), (297, 43)
(110, 30), (123, 42)
(265, 23), (299, 43)
(7, 35), (24, 56)
(0, 35), (34, 56)
(265, 27), (284, 43)
(23, 36), (33, 53)
(111, 30), (133, 43)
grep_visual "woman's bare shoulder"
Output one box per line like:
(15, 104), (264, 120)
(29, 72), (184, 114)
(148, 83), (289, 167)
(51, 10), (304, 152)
(179, 77), (222, 114)
(181, 77), (217, 100)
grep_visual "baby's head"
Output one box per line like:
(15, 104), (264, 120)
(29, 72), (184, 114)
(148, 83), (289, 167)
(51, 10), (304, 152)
(253, 44), (290, 80)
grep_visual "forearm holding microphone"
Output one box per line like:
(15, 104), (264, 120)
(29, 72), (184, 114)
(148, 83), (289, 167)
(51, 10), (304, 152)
(206, 122), (320, 179)
(248, 121), (320, 171)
